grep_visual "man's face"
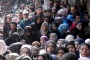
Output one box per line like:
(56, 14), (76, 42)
(36, 8), (42, 15)
(71, 7), (76, 14)
(23, 14), (28, 19)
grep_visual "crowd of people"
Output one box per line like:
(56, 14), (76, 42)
(0, 0), (90, 60)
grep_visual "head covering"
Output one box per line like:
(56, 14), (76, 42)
(45, 40), (56, 48)
(39, 49), (47, 55)
(0, 40), (7, 55)
(23, 9), (29, 14)
(20, 44), (32, 50)
(57, 39), (67, 43)
(57, 8), (68, 17)
(16, 55), (32, 60)
(40, 36), (48, 41)
(60, 53), (78, 60)
(58, 23), (69, 35)
(51, 54), (59, 60)
(65, 35), (75, 42)
(67, 14), (74, 22)
(7, 53), (19, 60)
(80, 43), (90, 49)
(8, 42), (22, 54)
(85, 39), (90, 44)
(75, 38), (84, 44)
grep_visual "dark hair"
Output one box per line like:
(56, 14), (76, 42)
(55, 47), (69, 55)
(51, 22), (58, 30)
(24, 26), (32, 33)
(10, 21), (17, 26)
(35, 15), (43, 22)
(38, 53), (52, 60)
(65, 42), (76, 50)
(79, 43), (90, 49)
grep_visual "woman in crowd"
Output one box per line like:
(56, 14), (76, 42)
(3, 15), (12, 40)
(55, 47), (69, 60)
(40, 22), (51, 38)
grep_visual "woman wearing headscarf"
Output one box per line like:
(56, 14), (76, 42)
(3, 15), (12, 40)
(45, 40), (56, 55)
(0, 40), (9, 59)
(20, 26), (38, 44)
(6, 53), (19, 60)
(58, 23), (69, 38)
(40, 22), (51, 38)
(5, 32), (20, 46)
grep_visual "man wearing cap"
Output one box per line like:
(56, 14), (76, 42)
(19, 9), (33, 29)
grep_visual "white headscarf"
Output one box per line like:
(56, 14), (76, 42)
(0, 40), (7, 55)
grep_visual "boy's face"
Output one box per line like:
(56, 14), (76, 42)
(57, 41), (65, 47)
(10, 24), (16, 31)
(49, 34), (57, 41)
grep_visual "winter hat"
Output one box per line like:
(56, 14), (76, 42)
(40, 36), (48, 41)
(39, 49), (47, 55)
(45, 40), (56, 48)
(85, 38), (90, 44)
(57, 8), (68, 17)
(65, 35), (75, 42)
(67, 14), (74, 22)
(23, 9), (29, 14)
(54, 16), (64, 20)
(0, 40), (7, 55)
(60, 53), (78, 60)
(58, 23), (69, 34)
(75, 38), (84, 44)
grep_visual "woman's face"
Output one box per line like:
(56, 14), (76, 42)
(51, 24), (57, 30)
(79, 45), (90, 57)
(76, 23), (82, 30)
(42, 24), (48, 31)
(40, 38), (47, 45)
(67, 45), (76, 53)
(21, 48), (30, 56)
(37, 17), (42, 24)
(74, 42), (80, 51)
(49, 33), (57, 41)
(37, 56), (44, 60)
(57, 49), (65, 59)
(6, 17), (11, 23)
(44, 18), (49, 23)
(46, 43), (54, 54)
